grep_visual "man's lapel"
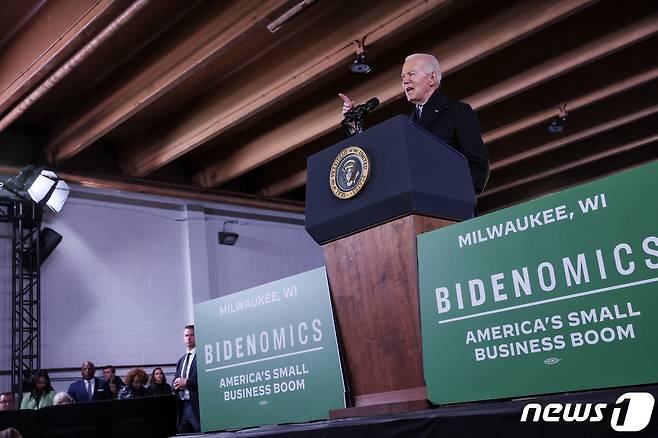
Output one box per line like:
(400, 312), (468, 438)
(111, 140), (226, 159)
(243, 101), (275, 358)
(419, 90), (449, 129)
(409, 108), (418, 123)
(92, 377), (98, 400)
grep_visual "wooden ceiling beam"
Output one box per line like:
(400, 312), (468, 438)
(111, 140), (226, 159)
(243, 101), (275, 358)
(259, 169), (308, 197)
(262, 67), (658, 196)
(121, 0), (453, 178)
(0, 0), (127, 115)
(491, 103), (658, 171)
(0, 165), (304, 213)
(193, 0), (595, 187)
(481, 134), (658, 198)
(465, 14), (658, 110)
(483, 66), (658, 144)
(480, 158), (658, 214)
(46, 0), (289, 164)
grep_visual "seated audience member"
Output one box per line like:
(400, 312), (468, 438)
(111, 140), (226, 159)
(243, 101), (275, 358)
(0, 393), (15, 411)
(67, 361), (111, 402)
(148, 367), (172, 396)
(20, 370), (55, 409)
(53, 392), (75, 405)
(102, 365), (124, 388)
(108, 381), (120, 399)
(118, 368), (153, 399)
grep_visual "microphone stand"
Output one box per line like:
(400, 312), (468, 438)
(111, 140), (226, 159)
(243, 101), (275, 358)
(341, 109), (365, 138)
(341, 98), (379, 137)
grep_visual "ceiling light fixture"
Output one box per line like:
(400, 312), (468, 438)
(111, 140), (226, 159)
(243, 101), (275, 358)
(349, 40), (372, 75)
(548, 104), (568, 134)
(218, 220), (239, 246)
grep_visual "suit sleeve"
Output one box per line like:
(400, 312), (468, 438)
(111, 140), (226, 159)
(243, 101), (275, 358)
(174, 357), (181, 380)
(185, 359), (198, 390)
(455, 103), (490, 194)
(67, 382), (78, 402)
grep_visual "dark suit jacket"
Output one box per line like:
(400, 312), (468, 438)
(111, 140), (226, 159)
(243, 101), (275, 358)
(412, 90), (490, 194)
(67, 377), (110, 403)
(174, 353), (199, 423)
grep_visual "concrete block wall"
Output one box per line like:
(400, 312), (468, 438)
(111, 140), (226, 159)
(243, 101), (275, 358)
(209, 215), (326, 297)
(0, 185), (323, 393)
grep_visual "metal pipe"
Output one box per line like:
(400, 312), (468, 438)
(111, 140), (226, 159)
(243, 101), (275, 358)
(10, 206), (17, 399)
(0, 0), (150, 133)
(267, 0), (317, 33)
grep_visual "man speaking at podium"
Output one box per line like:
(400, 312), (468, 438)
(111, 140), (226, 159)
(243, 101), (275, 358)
(340, 53), (489, 194)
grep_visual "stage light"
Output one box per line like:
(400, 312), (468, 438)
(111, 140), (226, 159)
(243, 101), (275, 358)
(1, 165), (70, 212)
(23, 227), (63, 270)
(218, 220), (239, 246)
(348, 40), (372, 75)
(547, 105), (568, 134)
(349, 52), (372, 74)
(218, 231), (239, 246)
(547, 116), (566, 134)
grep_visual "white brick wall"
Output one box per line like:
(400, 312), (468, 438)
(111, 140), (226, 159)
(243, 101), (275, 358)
(0, 185), (323, 392)
(40, 196), (190, 369)
(210, 217), (324, 297)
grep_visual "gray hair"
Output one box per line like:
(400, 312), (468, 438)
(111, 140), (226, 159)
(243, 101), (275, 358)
(53, 392), (74, 405)
(405, 53), (442, 85)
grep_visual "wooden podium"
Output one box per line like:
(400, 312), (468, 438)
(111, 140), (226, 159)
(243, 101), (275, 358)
(324, 214), (454, 416)
(305, 116), (476, 417)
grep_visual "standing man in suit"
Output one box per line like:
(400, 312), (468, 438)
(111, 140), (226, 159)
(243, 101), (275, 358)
(173, 324), (200, 433)
(67, 361), (110, 403)
(340, 53), (490, 195)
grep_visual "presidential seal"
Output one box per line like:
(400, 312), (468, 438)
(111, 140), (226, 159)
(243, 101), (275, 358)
(329, 146), (370, 199)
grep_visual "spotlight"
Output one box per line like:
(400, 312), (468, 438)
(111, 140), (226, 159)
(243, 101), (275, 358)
(349, 52), (372, 74)
(218, 220), (239, 246)
(1, 165), (70, 212)
(218, 231), (239, 246)
(547, 116), (566, 134)
(547, 105), (568, 134)
(23, 227), (63, 270)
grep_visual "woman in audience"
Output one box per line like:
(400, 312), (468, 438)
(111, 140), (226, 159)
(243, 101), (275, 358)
(108, 381), (120, 399)
(20, 370), (55, 409)
(148, 367), (172, 396)
(118, 368), (153, 399)
(53, 392), (74, 405)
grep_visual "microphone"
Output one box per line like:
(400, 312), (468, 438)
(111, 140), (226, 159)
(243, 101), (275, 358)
(344, 97), (380, 122)
(363, 97), (380, 111)
(341, 97), (379, 137)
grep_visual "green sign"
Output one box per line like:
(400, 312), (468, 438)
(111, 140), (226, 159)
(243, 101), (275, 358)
(194, 267), (345, 432)
(418, 161), (658, 404)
